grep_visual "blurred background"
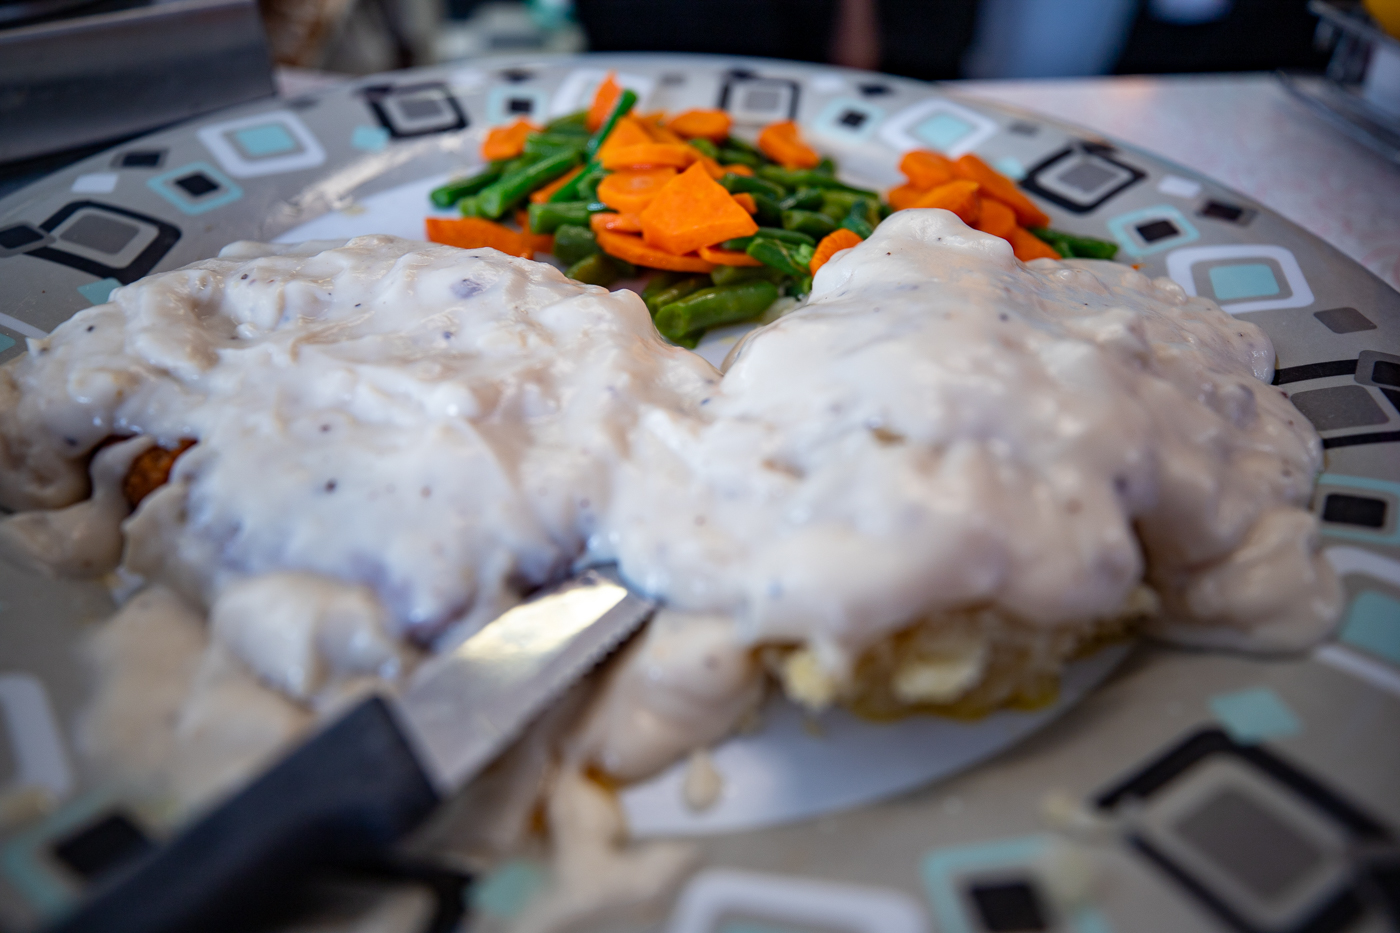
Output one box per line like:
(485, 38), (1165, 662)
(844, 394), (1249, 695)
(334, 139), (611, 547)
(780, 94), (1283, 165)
(254, 0), (1332, 79)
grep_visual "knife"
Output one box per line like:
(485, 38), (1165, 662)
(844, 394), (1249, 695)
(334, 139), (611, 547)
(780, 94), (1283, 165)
(46, 565), (657, 933)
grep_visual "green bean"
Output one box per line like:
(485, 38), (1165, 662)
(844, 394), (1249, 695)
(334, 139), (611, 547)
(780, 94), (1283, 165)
(477, 149), (582, 219)
(688, 138), (720, 159)
(782, 209), (837, 239)
(721, 136), (766, 160)
(1029, 228), (1118, 260)
(566, 252), (621, 287)
(779, 188), (824, 212)
(840, 204), (874, 239)
(719, 173), (786, 201)
(746, 238), (815, 277)
(655, 281), (779, 344)
(575, 166), (609, 202)
(527, 200), (607, 234)
(523, 133), (589, 159)
(457, 195), (484, 218)
(757, 166), (878, 196)
(790, 275), (814, 297)
(545, 111), (591, 134)
(750, 192), (783, 227)
(721, 227), (815, 250)
(552, 224), (600, 265)
(717, 147), (763, 169)
(642, 271), (685, 302)
(585, 88), (639, 160)
(814, 156), (837, 176)
(711, 264), (784, 286)
(430, 166), (503, 208)
(644, 275), (710, 316)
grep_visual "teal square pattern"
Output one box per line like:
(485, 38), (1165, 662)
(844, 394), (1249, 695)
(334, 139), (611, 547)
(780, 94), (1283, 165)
(233, 123), (298, 157)
(913, 113), (974, 151)
(1340, 590), (1400, 665)
(0, 335), (13, 354)
(77, 278), (121, 306)
(147, 161), (243, 216)
(1209, 263), (1280, 301)
(351, 125), (390, 152)
(719, 921), (814, 933)
(1209, 687), (1302, 744)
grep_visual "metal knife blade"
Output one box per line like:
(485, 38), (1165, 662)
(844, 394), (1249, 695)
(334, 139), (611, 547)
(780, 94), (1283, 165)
(46, 565), (657, 933)
(397, 564), (657, 794)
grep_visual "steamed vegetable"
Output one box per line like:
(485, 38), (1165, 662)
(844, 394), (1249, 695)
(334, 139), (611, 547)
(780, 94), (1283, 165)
(424, 73), (1120, 348)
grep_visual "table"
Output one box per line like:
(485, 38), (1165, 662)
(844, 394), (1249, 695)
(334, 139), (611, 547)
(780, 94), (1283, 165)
(956, 72), (1400, 292)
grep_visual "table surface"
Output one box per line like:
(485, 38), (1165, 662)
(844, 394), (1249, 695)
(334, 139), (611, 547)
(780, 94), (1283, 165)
(955, 72), (1400, 292)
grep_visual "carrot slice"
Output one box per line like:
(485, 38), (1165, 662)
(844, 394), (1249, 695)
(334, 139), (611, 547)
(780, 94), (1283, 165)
(426, 217), (533, 259)
(594, 116), (657, 163)
(530, 164), (584, 204)
(695, 152), (727, 180)
(668, 108), (733, 143)
(887, 182), (928, 212)
(595, 228), (716, 272)
(1008, 226), (1061, 262)
(952, 154), (1050, 229)
(899, 150), (956, 189)
(639, 161), (759, 256)
(912, 180), (983, 226)
(974, 198), (1017, 240)
(636, 113), (687, 145)
(732, 192), (757, 213)
(757, 119), (822, 169)
(809, 228), (864, 273)
(481, 118), (540, 161)
(599, 143), (698, 171)
(724, 163), (755, 177)
(590, 212), (644, 234)
(596, 167), (679, 214)
(698, 244), (762, 266)
(586, 72), (622, 132)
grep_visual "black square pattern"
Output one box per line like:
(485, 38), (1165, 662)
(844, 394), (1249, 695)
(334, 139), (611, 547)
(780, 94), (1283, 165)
(1135, 219), (1180, 243)
(1322, 494), (1388, 528)
(1313, 307), (1376, 334)
(174, 173), (221, 198)
(51, 811), (153, 882)
(968, 879), (1048, 932)
(0, 224), (44, 250)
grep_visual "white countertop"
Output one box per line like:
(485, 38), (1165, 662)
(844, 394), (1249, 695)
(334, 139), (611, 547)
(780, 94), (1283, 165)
(956, 72), (1400, 291)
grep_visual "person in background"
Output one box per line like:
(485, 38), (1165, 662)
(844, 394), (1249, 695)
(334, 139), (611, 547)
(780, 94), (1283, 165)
(572, 0), (1330, 79)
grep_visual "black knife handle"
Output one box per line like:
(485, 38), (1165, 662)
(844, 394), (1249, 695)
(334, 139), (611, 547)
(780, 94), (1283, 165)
(48, 695), (441, 933)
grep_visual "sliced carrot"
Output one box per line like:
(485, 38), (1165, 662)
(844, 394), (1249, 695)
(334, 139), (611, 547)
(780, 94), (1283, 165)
(695, 151), (727, 180)
(639, 161), (759, 256)
(1008, 226), (1061, 262)
(732, 192), (757, 213)
(899, 150), (956, 189)
(952, 154), (1050, 229)
(586, 72), (622, 132)
(809, 228), (864, 274)
(590, 212), (644, 234)
(724, 163), (755, 177)
(481, 118), (539, 162)
(594, 115), (657, 163)
(596, 167), (679, 214)
(426, 217), (533, 259)
(668, 108), (733, 143)
(757, 119), (822, 169)
(887, 181), (929, 212)
(595, 228), (716, 273)
(698, 244), (762, 266)
(599, 143), (698, 171)
(974, 198), (1017, 240)
(636, 113), (687, 145)
(530, 164), (584, 204)
(912, 179), (983, 226)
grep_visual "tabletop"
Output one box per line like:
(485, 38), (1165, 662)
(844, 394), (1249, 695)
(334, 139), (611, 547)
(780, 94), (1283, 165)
(955, 71), (1400, 292)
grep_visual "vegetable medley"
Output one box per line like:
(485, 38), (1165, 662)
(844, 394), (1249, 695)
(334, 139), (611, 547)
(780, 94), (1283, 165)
(426, 73), (1117, 348)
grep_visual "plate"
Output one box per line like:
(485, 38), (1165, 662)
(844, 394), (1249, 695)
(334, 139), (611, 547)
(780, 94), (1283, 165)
(2, 53), (1399, 933)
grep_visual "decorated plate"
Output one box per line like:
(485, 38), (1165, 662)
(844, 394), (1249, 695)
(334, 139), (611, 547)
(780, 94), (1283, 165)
(1, 53), (1397, 933)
